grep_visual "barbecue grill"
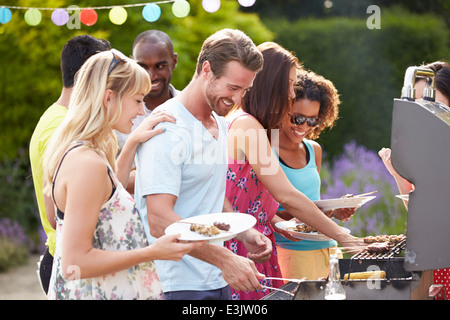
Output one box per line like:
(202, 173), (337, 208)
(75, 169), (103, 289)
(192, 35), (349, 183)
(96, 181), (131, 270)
(264, 239), (436, 300)
(263, 66), (450, 300)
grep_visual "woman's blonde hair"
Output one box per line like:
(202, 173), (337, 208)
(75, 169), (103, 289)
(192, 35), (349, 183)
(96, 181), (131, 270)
(43, 50), (150, 195)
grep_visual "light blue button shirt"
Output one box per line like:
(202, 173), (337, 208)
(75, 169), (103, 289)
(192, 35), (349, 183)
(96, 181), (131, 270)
(135, 98), (228, 292)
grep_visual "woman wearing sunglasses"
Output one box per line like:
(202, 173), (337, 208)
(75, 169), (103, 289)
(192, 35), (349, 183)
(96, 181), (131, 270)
(273, 71), (356, 281)
(43, 50), (203, 300)
(225, 42), (363, 300)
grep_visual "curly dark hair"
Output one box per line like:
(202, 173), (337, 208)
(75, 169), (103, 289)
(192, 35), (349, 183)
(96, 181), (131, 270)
(293, 70), (341, 140)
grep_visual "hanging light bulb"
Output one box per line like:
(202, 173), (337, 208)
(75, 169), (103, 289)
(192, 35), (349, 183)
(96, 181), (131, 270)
(202, 0), (221, 13)
(238, 0), (256, 7)
(109, 6), (127, 25)
(51, 9), (69, 26)
(80, 8), (98, 26)
(24, 8), (42, 26)
(172, 0), (190, 18)
(142, 3), (161, 22)
(0, 7), (12, 24)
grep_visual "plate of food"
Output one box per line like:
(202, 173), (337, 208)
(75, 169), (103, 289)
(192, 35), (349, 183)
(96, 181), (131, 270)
(165, 212), (256, 242)
(275, 220), (351, 241)
(313, 195), (376, 211)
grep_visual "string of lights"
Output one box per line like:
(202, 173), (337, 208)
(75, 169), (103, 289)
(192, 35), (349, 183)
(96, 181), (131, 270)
(2, 1), (176, 11)
(0, 1), (256, 26)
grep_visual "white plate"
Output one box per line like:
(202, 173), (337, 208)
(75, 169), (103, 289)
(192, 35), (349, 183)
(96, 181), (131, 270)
(165, 212), (256, 242)
(395, 194), (409, 201)
(313, 196), (376, 211)
(275, 221), (350, 241)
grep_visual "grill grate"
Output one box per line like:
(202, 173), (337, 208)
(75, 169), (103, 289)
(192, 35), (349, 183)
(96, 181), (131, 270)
(351, 238), (406, 260)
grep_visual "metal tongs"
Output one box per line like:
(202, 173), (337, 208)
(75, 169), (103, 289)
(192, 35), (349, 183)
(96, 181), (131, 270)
(262, 277), (307, 297)
(265, 276), (306, 283)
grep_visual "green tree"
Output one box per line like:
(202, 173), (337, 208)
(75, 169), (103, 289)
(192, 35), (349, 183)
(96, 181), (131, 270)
(0, 0), (272, 236)
(268, 7), (449, 159)
(0, 0), (272, 159)
(241, 0), (450, 27)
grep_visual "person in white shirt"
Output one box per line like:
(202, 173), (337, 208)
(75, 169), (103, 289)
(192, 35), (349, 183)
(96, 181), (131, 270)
(135, 29), (272, 300)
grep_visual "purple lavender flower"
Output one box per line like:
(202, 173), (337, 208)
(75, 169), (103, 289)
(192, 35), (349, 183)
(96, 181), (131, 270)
(321, 141), (407, 236)
(0, 218), (31, 248)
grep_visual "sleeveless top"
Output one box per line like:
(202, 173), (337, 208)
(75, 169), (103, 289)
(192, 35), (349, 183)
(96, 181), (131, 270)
(47, 142), (164, 300)
(224, 112), (283, 300)
(273, 139), (336, 251)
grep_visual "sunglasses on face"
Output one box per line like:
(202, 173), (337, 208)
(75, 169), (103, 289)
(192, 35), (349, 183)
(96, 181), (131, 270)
(107, 49), (127, 75)
(289, 114), (321, 127)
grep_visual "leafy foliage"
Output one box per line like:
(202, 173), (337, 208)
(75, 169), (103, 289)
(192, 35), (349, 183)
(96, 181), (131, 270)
(269, 7), (449, 158)
(241, 0), (450, 27)
(0, 147), (38, 233)
(0, 1), (448, 267)
(0, 0), (272, 258)
(0, 218), (32, 271)
(321, 141), (407, 236)
(0, 0), (272, 159)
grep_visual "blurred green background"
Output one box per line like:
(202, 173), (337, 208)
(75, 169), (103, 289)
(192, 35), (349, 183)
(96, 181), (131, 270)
(0, 0), (449, 270)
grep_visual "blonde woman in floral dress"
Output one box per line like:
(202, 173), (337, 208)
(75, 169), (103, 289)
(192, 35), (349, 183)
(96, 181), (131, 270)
(43, 50), (203, 300)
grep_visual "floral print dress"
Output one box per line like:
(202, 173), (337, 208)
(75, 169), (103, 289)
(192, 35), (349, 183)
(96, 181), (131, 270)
(225, 157), (284, 300)
(47, 158), (164, 300)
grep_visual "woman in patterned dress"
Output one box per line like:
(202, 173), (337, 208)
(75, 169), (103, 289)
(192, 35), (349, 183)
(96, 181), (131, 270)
(224, 42), (363, 300)
(43, 50), (204, 300)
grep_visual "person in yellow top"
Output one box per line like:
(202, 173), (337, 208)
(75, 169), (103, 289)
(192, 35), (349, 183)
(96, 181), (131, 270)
(29, 35), (110, 293)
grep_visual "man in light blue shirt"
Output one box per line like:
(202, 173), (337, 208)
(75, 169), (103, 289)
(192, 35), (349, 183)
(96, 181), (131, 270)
(136, 99), (229, 293)
(135, 29), (271, 300)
